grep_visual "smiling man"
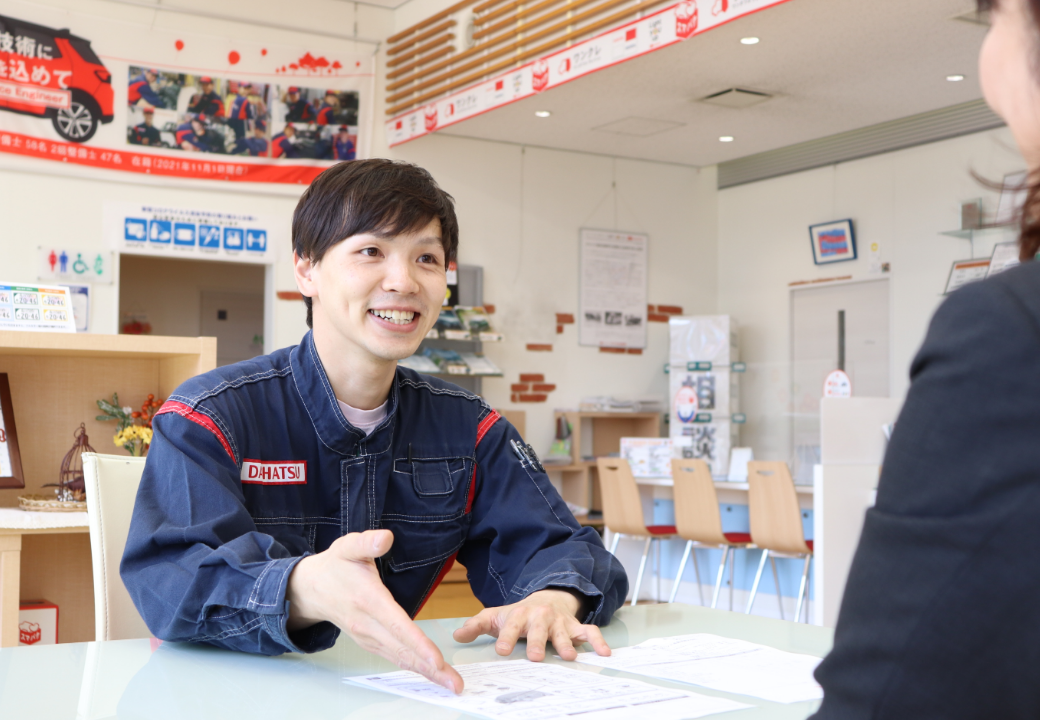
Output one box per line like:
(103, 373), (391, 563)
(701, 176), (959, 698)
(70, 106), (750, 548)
(121, 159), (627, 693)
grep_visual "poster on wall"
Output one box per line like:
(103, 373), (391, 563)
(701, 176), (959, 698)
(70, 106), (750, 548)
(579, 228), (648, 349)
(104, 202), (283, 264)
(0, 5), (373, 190)
(0, 282), (76, 332)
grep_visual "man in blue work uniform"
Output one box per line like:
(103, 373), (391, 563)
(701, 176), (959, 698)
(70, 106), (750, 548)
(316, 90), (340, 125)
(333, 125), (355, 160)
(233, 118), (269, 156)
(227, 82), (256, 142)
(271, 123), (298, 158)
(284, 86), (315, 123)
(175, 114), (209, 152)
(188, 77), (225, 119)
(121, 159), (627, 694)
(129, 105), (162, 146)
(128, 68), (166, 108)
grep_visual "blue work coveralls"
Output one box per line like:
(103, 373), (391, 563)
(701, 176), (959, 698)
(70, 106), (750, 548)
(121, 331), (628, 655)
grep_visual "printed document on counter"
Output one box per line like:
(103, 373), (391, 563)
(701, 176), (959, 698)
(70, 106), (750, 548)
(575, 634), (823, 704)
(347, 659), (750, 720)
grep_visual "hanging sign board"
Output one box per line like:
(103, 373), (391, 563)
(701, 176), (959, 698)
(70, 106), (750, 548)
(0, 5), (373, 190)
(579, 228), (648, 349)
(104, 202), (283, 264)
(0, 282), (76, 332)
(387, 0), (792, 147)
(823, 370), (852, 398)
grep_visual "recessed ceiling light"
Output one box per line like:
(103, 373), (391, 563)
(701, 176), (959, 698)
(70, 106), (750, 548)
(947, 74), (966, 82)
(535, 110), (551, 118)
(719, 136), (735, 142)
(740, 37), (760, 45)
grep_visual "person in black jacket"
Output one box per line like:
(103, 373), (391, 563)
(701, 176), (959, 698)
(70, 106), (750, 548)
(812, 0), (1040, 717)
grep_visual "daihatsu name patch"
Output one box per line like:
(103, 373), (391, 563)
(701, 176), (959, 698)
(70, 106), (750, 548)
(240, 460), (307, 485)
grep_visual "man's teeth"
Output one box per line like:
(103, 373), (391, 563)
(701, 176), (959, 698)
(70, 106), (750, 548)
(371, 309), (415, 325)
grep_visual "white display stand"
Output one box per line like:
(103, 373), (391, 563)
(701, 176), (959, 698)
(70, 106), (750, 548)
(813, 397), (902, 627)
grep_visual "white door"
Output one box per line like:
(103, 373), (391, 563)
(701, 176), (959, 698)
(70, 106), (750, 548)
(199, 291), (265, 367)
(789, 279), (889, 482)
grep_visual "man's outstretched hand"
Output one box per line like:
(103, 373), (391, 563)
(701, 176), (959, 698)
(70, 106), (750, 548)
(453, 589), (612, 661)
(286, 530), (464, 693)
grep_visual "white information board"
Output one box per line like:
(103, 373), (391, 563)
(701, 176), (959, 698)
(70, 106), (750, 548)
(0, 282), (76, 333)
(104, 202), (283, 265)
(579, 228), (648, 349)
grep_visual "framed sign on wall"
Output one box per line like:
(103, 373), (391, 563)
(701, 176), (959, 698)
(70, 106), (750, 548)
(809, 219), (857, 265)
(0, 373), (25, 489)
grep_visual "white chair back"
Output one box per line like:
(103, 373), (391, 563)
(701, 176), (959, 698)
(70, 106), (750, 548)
(82, 452), (152, 641)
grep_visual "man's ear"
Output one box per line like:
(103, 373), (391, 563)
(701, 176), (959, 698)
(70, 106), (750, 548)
(293, 251), (318, 299)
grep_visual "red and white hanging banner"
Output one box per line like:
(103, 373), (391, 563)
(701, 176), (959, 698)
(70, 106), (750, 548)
(386, 0), (791, 147)
(0, 1), (374, 188)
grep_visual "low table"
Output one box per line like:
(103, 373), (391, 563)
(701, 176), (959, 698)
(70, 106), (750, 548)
(0, 507), (90, 647)
(0, 603), (833, 719)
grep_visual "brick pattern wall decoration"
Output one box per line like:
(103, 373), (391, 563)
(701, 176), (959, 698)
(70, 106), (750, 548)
(511, 373), (556, 403)
(647, 304), (683, 323)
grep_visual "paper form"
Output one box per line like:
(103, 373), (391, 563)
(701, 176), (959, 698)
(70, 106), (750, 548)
(575, 634), (823, 704)
(347, 659), (750, 720)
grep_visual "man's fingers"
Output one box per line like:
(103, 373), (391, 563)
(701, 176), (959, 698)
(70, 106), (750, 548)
(525, 621), (550, 661)
(334, 529), (394, 562)
(495, 612), (526, 656)
(574, 623), (612, 657)
(551, 620), (578, 661)
(453, 610), (498, 644)
(354, 611), (464, 693)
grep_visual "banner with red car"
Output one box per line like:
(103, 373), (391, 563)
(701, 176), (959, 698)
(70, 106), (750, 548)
(0, 3), (373, 187)
(387, 0), (790, 147)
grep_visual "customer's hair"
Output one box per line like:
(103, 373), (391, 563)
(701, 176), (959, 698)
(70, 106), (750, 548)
(978, 0), (1040, 260)
(292, 159), (459, 327)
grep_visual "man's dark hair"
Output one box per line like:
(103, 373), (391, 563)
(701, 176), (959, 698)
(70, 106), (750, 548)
(292, 159), (459, 327)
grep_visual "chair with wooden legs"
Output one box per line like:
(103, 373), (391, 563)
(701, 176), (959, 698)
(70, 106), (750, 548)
(668, 459), (754, 609)
(597, 457), (678, 606)
(745, 461), (814, 622)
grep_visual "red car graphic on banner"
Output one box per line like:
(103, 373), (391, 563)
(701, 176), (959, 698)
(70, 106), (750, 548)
(0, 14), (114, 142)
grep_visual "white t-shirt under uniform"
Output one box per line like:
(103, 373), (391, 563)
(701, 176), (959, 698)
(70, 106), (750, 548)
(337, 398), (388, 436)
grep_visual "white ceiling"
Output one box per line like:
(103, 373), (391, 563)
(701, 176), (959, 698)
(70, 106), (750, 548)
(431, 0), (990, 166)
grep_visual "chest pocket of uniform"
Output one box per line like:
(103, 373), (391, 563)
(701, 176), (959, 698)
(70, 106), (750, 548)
(383, 456), (472, 571)
(410, 458), (466, 496)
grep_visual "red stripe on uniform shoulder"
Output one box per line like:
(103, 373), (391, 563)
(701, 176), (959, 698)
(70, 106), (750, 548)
(412, 552), (458, 619)
(156, 400), (235, 462)
(467, 410), (502, 514)
(476, 410), (501, 446)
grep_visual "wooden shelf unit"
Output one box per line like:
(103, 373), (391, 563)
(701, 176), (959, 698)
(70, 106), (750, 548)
(548, 411), (661, 515)
(0, 331), (216, 644)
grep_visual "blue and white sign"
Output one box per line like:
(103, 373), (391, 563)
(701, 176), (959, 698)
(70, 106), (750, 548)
(149, 220), (172, 244)
(199, 225), (221, 249)
(245, 230), (267, 252)
(223, 228), (244, 251)
(174, 223), (197, 247)
(105, 203), (281, 265)
(124, 218), (147, 242)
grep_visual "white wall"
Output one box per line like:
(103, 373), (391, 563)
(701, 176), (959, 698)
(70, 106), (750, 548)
(386, 133), (718, 450)
(717, 127), (1023, 462)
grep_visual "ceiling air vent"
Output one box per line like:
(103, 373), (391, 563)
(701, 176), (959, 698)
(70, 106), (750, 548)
(699, 88), (772, 109)
(592, 117), (685, 137)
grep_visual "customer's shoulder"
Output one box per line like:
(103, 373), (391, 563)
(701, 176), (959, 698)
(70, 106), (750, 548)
(168, 346), (295, 408)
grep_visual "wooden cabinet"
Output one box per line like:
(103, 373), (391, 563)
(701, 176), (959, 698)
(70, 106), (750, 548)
(0, 331), (216, 644)
(548, 411), (661, 522)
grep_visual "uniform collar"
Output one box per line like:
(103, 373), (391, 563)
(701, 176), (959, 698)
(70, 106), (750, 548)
(289, 331), (399, 457)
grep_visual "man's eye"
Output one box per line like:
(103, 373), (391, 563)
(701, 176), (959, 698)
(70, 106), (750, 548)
(361, 247), (379, 257)
(418, 254), (438, 264)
